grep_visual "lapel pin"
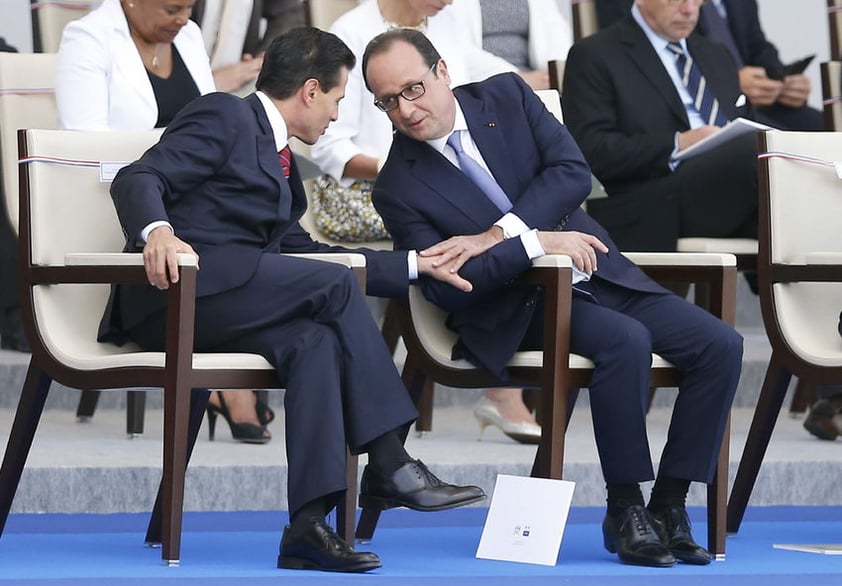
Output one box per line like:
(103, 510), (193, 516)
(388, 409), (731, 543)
(487, 122), (496, 127)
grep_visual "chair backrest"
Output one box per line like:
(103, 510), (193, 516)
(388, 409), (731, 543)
(548, 59), (566, 92)
(821, 60), (842, 131)
(31, 0), (97, 53)
(308, 0), (358, 30)
(571, 0), (600, 42)
(829, 0), (842, 59)
(20, 128), (163, 364)
(198, 0), (257, 69)
(0, 52), (58, 234)
(759, 130), (842, 367)
(535, 88), (562, 123)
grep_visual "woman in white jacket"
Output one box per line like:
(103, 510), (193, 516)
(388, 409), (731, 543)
(56, 0), (260, 130)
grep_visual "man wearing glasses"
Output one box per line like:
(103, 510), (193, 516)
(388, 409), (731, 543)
(363, 28), (742, 568)
(560, 0), (760, 268)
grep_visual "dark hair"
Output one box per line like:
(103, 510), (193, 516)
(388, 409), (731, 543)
(361, 28), (442, 92)
(256, 27), (356, 99)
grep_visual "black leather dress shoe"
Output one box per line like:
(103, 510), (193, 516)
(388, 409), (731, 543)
(602, 505), (676, 567)
(649, 505), (712, 565)
(359, 459), (486, 511)
(277, 518), (382, 573)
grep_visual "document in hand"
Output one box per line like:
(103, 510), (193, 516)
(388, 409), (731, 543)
(673, 118), (772, 162)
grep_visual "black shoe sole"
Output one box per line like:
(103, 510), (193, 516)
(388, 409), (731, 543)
(358, 492), (486, 512)
(277, 555), (382, 573)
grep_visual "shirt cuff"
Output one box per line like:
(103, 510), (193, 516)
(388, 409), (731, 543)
(494, 212), (530, 239)
(407, 249), (418, 281)
(141, 221), (173, 243)
(520, 229), (545, 259)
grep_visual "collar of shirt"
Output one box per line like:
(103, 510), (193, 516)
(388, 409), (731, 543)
(425, 97), (495, 174)
(427, 97), (469, 156)
(255, 90), (289, 151)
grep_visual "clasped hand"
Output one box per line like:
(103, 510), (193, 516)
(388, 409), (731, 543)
(143, 226), (199, 290)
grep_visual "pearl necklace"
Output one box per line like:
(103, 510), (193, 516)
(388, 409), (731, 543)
(382, 16), (428, 32)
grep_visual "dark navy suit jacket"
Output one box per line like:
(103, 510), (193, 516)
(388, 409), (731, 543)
(100, 92), (408, 342)
(373, 73), (666, 377)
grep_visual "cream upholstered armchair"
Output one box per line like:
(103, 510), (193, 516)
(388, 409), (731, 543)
(0, 128), (363, 564)
(728, 130), (842, 534)
(31, 0), (96, 53)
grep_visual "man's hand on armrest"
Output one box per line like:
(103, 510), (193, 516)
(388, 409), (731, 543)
(143, 226), (199, 290)
(537, 230), (608, 275)
(419, 226), (503, 274)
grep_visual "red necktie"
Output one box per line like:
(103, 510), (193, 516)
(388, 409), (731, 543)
(278, 145), (292, 179)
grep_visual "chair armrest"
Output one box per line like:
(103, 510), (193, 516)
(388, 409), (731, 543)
(280, 252), (367, 267)
(531, 254), (573, 268)
(65, 252), (198, 267)
(623, 252), (736, 267)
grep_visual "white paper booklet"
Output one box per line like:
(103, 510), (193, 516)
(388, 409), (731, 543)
(476, 474), (575, 566)
(673, 117), (772, 162)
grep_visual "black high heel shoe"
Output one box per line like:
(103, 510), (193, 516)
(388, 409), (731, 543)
(206, 391), (271, 444)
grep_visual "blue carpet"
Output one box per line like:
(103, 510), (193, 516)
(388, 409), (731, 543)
(1, 507), (841, 584)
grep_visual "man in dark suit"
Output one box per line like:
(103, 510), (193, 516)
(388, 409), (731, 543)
(595, 0), (823, 131)
(101, 27), (484, 573)
(362, 28), (742, 568)
(561, 0), (759, 254)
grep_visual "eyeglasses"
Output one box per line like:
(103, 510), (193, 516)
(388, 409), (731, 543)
(665, 0), (707, 5)
(373, 64), (437, 112)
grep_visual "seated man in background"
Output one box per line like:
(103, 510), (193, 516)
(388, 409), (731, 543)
(595, 0), (823, 131)
(363, 27), (742, 568)
(561, 0), (758, 257)
(100, 27), (485, 573)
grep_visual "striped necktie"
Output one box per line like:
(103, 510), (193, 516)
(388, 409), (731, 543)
(278, 145), (292, 179)
(666, 41), (728, 127)
(446, 131), (512, 213)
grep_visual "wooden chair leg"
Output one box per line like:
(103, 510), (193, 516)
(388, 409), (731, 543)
(336, 451), (358, 542)
(788, 379), (817, 415)
(707, 412), (729, 559)
(381, 299), (401, 355)
(0, 364), (52, 536)
(145, 389), (210, 545)
(75, 389), (100, 421)
(414, 379), (435, 433)
(727, 357), (792, 534)
(126, 390), (146, 436)
(355, 356), (425, 542)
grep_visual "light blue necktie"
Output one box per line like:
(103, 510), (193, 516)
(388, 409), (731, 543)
(447, 131), (512, 213)
(667, 42), (728, 127)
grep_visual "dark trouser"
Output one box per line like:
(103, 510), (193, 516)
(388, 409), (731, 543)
(129, 254), (417, 515)
(524, 278), (742, 484)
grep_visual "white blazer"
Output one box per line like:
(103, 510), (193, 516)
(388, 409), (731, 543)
(453, 0), (573, 70)
(56, 0), (216, 130)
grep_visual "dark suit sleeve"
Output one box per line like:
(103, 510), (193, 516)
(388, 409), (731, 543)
(279, 222), (409, 299)
(110, 93), (242, 245)
(561, 37), (676, 187)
